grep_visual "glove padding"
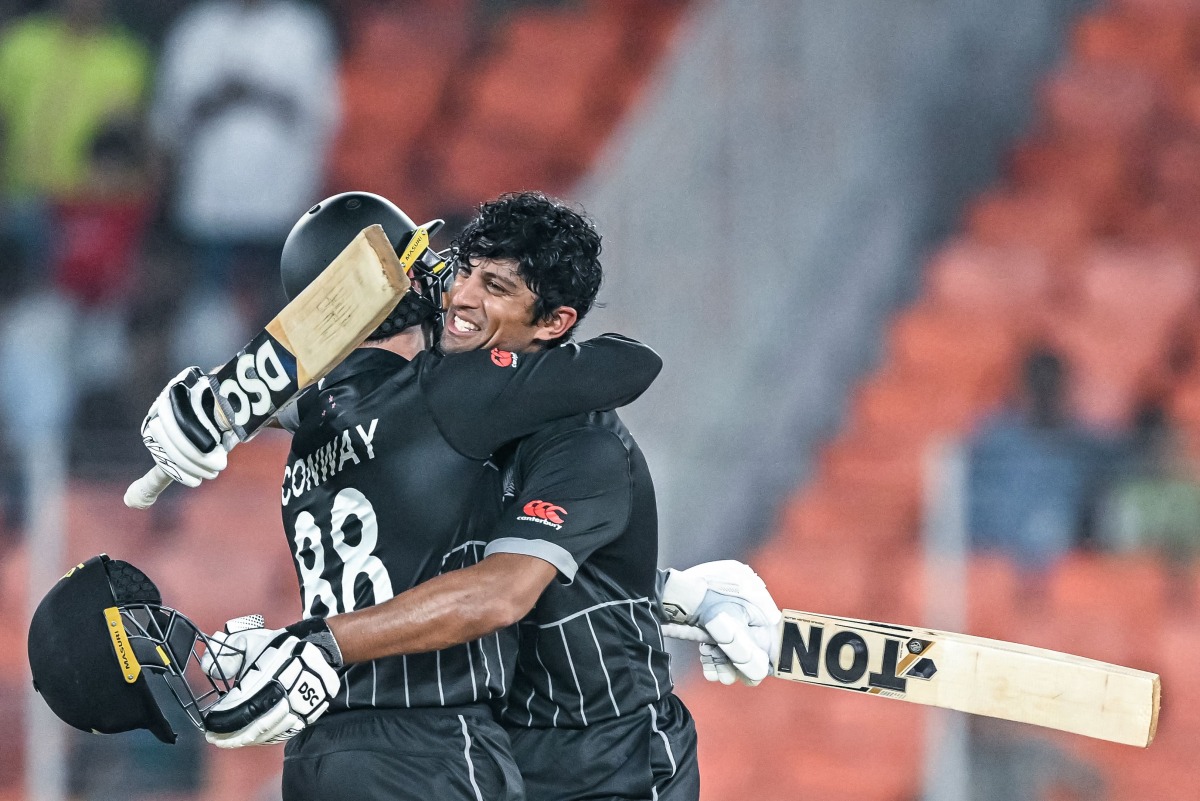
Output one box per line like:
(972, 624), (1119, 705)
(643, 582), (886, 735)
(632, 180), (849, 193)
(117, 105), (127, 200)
(659, 560), (783, 686)
(200, 615), (275, 682)
(201, 617), (340, 749)
(137, 366), (236, 489)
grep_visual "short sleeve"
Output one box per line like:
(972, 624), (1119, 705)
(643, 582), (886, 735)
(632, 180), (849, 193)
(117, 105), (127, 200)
(484, 425), (632, 583)
(422, 334), (661, 459)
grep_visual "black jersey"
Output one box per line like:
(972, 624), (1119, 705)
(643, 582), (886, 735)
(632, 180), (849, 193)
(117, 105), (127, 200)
(485, 410), (674, 729)
(280, 336), (662, 714)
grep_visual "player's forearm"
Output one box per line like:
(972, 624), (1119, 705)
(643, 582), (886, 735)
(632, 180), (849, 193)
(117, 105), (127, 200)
(327, 553), (555, 664)
(329, 574), (508, 662)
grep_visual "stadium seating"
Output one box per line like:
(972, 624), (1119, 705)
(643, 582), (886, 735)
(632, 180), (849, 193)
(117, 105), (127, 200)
(14, 1), (1200, 798)
(328, 1), (686, 215)
(681, 2), (1200, 798)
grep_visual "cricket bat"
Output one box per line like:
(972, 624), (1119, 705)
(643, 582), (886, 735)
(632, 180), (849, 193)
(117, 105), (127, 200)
(124, 223), (423, 509)
(765, 609), (1160, 747)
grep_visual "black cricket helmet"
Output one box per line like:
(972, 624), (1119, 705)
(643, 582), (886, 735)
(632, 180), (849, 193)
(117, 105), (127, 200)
(280, 191), (451, 339)
(28, 554), (238, 744)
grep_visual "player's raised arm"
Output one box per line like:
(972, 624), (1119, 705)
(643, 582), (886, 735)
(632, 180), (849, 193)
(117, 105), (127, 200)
(124, 222), (412, 508)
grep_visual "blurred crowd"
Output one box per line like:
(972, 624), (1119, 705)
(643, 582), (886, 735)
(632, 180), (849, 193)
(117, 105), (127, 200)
(967, 343), (1200, 609)
(0, 3), (585, 797)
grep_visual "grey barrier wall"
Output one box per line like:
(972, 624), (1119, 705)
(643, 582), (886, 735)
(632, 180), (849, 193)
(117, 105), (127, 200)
(576, 0), (1095, 568)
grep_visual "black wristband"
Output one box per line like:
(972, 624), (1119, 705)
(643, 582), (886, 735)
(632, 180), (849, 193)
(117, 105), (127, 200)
(285, 617), (344, 669)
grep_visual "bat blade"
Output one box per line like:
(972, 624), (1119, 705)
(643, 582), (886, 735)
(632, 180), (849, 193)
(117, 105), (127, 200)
(124, 224), (412, 509)
(772, 610), (1160, 747)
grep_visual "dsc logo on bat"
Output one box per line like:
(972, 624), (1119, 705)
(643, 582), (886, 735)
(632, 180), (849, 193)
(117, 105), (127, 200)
(217, 337), (296, 427)
(776, 617), (938, 696)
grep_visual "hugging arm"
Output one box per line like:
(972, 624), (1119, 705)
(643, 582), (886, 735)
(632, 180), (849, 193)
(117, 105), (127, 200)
(424, 333), (662, 458)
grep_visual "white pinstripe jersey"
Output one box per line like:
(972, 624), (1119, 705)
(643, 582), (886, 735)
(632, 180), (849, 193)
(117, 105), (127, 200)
(279, 338), (662, 713)
(488, 412), (674, 728)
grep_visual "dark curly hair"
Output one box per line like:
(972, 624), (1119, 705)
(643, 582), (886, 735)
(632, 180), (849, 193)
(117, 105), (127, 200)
(451, 191), (602, 346)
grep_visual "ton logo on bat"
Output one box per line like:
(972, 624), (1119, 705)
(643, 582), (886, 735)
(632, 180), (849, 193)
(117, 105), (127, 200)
(777, 619), (938, 695)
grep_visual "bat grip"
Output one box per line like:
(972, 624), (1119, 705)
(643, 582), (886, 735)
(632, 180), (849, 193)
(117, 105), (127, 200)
(660, 622), (718, 645)
(124, 465), (174, 509)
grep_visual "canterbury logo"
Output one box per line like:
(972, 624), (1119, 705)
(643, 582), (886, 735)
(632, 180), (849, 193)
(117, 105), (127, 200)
(490, 349), (517, 368)
(519, 500), (567, 529)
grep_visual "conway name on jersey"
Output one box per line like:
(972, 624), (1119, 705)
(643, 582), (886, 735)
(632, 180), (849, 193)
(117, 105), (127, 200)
(280, 336), (661, 713)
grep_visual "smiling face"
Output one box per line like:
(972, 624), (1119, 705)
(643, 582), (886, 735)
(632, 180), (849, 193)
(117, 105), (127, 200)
(440, 257), (577, 354)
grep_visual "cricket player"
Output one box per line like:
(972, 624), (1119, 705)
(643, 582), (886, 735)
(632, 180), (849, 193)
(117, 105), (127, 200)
(137, 192), (780, 801)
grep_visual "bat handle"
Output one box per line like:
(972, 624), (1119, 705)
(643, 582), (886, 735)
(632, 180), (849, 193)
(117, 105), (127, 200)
(124, 465), (174, 509)
(660, 623), (717, 645)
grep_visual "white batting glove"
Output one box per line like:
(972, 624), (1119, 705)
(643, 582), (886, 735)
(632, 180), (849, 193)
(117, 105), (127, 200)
(201, 628), (340, 749)
(200, 615), (276, 682)
(659, 560), (783, 686)
(136, 367), (236, 491)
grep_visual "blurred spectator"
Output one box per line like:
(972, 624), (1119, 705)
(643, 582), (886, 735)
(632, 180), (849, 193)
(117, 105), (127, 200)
(967, 347), (1112, 596)
(53, 117), (154, 307)
(150, 0), (339, 366)
(0, 0), (150, 287)
(1097, 403), (1200, 606)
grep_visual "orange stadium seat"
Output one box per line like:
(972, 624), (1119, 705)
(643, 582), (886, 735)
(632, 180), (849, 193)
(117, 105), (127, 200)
(1011, 137), (1149, 226)
(1071, 8), (1194, 85)
(1114, 0), (1200, 21)
(0, 683), (23, 796)
(967, 189), (1096, 264)
(408, 0), (685, 215)
(1040, 63), (1160, 145)
(963, 553), (1024, 639)
(438, 130), (566, 208)
(596, 0), (688, 67)
(851, 366), (1001, 439)
(923, 238), (1053, 321)
(1122, 201), (1200, 271)
(777, 479), (916, 546)
(688, 680), (918, 801)
(1075, 244), (1198, 331)
(467, 61), (600, 152)
(751, 539), (881, 616)
(1157, 620), (1200, 719)
(0, 545), (30, 679)
(1166, 364), (1200, 440)
(776, 745), (919, 801)
(818, 430), (927, 505)
(329, 8), (460, 200)
(1150, 136), (1200, 206)
(463, 6), (626, 145)
(886, 305), (1024, 395)
(503, 6), (626, 75)
(1167, 73), (1200, 136)
(1045, 552), (1168, 665)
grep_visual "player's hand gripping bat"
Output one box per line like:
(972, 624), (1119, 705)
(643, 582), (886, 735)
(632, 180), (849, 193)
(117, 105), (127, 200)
(124, 224), (423, 509)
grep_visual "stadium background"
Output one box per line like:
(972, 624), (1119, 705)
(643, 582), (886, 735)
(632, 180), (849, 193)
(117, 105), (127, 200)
(1, 0), (1197, 798)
